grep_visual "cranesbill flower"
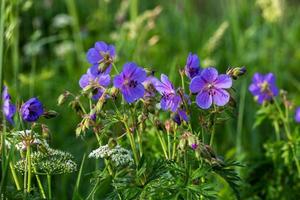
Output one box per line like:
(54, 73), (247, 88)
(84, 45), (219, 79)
(86, 41), (116, 75)
(154, 74), (181, 112)
(113, 62), (147, 103)
(79, 70), (110, 100)
(185, 53), (201, 79)
(190, 67), (232, 109)
(2, 86), (16, 124)
(295, 107), (300, 123)
(20, 98), (44, 122)
(248, 73), (278, 104)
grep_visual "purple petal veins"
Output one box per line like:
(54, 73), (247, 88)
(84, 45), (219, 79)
(113, 62), (146, 103)
(190, 67), (232, 109)
(20, 97), (44, 122)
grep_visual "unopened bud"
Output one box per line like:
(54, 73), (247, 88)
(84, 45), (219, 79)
(164, 120), (172, 132)
(57, 91), (70, 105)
(226, 67), (246, 80)
(43, 110), (59, 119)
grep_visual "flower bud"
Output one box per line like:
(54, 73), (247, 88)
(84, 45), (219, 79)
(41, 124), (50, 139)
(43, 110), (59, 119)
(57, 91), (70, 105)
(164, 120), (172, 133)
(109, 87), (119, 99)
(226, 67), (246, 80)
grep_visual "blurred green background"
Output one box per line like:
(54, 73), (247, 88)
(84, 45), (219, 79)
(1, 0), (300, 199)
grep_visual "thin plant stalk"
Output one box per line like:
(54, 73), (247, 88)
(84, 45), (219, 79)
(123, 121), (139, 165)
(47, 174), (52, 200)
(9, 162), (21, 190)
(156, 131), (168, 159)
(172, 130), (177, 160)
(26, 145), (32, 193)
(33, 167), (46, 199)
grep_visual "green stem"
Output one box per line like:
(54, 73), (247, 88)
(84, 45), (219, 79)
(156, 131), (168, 159)
(112, 63), (119, 74)
(123, 121), (139, 165)
(167, 130), (171, 159)
(9, 162), (21, 191)
(104, 159), (113, 176)
(26, 145), (32, 193)
(34, 169), (46, 199)
(274, 99), (292, 140)
(47, 174), (52, 200)
(209, 125), (215, 147)
(172, 129), (177, 160)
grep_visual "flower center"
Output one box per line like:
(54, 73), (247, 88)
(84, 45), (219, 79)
(126, 80), (138, 88)
(259, 81), (269, 93)
(205, 83), (217, 96)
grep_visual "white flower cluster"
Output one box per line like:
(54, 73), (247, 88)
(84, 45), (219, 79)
(89, 145), (133, 167)
(15, 147), (77, 175)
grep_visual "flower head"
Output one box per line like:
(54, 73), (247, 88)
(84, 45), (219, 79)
(86, 41), (116, 75)
(154, 74), (181, 112)
(295, 107), (300, 123)
(185, 53), (201, 79)
(190, 67), (232, 109)
(2, 86), (16, 124)
(89, 144), (133, 167)
(113, 62), (146, 103)
(191, 143), (199, 150)
(249, 73), (278, 104)
(15, 147), (77, 175)
(20, 98), (44, 122)
(79, 69), (110, 100)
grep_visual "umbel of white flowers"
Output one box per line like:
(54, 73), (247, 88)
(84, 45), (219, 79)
(15, 147), (77, 175)
(89, 145), (133, 167)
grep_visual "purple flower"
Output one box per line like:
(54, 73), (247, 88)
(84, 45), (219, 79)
(185, 53), (201, 79)
(79, 69), (110, 100)
(2, 86), (16, 124)
(295, 107), (300, 123)
(190, 67), (232, 109)
(191, 143), (198, 150)
(86, 41), (116, 75)
(173, 109), (189, 125)
(20, 98), (44, 122)
(113, 62), (147, 103)
(90, 113), (96, 121)
(248, 73), (278, 104)
(154, 74), (181, 112)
